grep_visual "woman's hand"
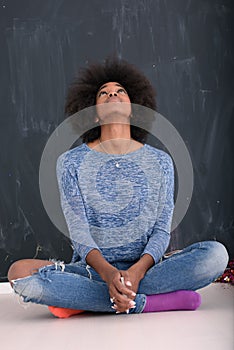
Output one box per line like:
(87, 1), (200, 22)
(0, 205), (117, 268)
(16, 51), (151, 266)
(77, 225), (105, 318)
(109, 268), (144, 313)
(86, 250), (154, 314)
(86, 250), (136, 313)
(115, 254), (155, 312)
(118, 269), (142, 295)
(103, 268), (136, 313)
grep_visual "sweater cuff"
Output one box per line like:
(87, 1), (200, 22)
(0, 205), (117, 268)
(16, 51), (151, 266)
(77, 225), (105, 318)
(74, 244), (101, 263)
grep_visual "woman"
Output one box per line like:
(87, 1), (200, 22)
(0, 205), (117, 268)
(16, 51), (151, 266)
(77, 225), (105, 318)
(8, 57), (228, 317)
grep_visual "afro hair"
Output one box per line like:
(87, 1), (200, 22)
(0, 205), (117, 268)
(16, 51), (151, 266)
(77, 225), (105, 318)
(65, 57), (157, 143)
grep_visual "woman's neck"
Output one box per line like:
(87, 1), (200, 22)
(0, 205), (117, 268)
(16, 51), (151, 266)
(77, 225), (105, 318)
(87, 124), (144, 154)
(97, 124), (131, 154)
(100, 124), (131, 142)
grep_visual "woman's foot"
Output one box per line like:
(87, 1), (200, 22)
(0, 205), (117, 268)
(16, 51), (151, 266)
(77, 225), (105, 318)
(143, 290), (201, 313)
(48, 306), (85, 318)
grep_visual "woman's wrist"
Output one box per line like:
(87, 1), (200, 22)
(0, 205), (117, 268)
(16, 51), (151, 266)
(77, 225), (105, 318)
(128, 254), (154, 280)
(100, 265), (119, 284)
(128, 264), (145, 281)
(86, 249), (118, 282)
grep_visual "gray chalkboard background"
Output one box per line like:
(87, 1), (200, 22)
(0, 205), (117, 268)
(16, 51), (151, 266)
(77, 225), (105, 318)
(0, 0), (233, 281)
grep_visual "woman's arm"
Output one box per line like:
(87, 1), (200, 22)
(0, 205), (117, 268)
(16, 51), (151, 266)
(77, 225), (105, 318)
(141, 152), (175, 264)
(56, 153), (100, 261)
(119, 253), (154, 294)
(122, 152), (175, 291)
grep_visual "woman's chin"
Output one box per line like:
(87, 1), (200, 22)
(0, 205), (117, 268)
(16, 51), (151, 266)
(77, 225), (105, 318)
(97, 102), (131, 123)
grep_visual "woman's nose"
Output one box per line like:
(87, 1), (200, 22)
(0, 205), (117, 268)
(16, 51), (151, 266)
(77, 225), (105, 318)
(108, 91), (118, 97)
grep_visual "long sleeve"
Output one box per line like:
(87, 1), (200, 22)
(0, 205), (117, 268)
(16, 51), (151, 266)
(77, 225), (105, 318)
(141, 153), (175, 264)
(56, 144), (175, 265)
(56, 153), (100, 262)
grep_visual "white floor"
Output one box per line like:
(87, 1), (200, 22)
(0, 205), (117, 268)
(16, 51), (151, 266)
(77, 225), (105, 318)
(0, 283), (233, 350)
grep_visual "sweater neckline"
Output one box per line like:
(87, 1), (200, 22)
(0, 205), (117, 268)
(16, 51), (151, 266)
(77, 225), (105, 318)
(83, 142), (147, 157)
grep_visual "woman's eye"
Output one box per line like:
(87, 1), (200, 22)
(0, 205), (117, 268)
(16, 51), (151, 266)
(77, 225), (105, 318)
(118, 88), (126, 94)
(99, 91), (107, 97)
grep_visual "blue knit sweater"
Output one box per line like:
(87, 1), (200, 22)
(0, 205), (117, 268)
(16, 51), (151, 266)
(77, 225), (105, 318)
(56, 143), (174, 264)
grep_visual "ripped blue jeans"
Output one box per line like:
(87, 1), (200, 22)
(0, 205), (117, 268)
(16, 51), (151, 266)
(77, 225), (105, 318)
(11, 241), (228, 314)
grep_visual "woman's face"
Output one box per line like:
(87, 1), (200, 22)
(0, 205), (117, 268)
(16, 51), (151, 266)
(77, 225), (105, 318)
(96, 82), (130, 104)
(95, 82), (131, 122)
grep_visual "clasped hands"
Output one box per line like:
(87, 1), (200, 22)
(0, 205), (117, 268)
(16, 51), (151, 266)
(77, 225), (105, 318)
(105, 268), (141, 314)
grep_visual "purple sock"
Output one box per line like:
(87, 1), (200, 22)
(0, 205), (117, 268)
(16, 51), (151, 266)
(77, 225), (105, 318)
(143, 290), (201, 313)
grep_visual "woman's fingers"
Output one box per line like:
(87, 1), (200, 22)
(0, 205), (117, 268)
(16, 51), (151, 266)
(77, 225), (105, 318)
(119, 271), (136, 295)
(107, 270), (137, 313)
(112, 301), (136, 313)
(109, 275), (136, 313)
(109, 284), (132, 305)
(111, 295), (136, 313)
(114, 275), (136, 299)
